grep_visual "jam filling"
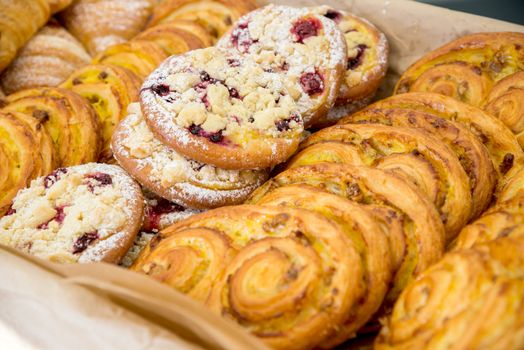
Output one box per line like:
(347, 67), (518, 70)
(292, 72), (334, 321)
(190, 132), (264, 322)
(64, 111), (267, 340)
(300, 70), (325, 95)
(84, 172), (113, 192)
(227, 58), (241, 67)
(324, 10), (343, 23)
(291, 17), (323, 43)
(44, 168), (68, 189)
(188, 124), (225, 144)
(152, 84), (170, 96)
(143, 198), (185, 231)
(5, 205), (16, 216)
(72, 232), (99, 254)
(231, 22), (257, 52)
(37, 205), (67, 230)
(348, 44), (368, 70)
(275, 114), (302, 132)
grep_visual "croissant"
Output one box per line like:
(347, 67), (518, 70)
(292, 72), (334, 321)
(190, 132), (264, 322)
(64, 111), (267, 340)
(0, 23), (91, 95)
(60, 0), (154, 56)
(0, 0), (50, 73)
(376, 237), (524, 350)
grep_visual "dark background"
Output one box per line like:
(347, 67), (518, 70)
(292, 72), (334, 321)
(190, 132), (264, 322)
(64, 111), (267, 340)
(416, 0), (524, 25)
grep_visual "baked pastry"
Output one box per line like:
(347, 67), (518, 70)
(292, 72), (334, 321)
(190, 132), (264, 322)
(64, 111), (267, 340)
(482, 71), (524, 148)
(287, 124), (471, 239)
(111, 103), (269, 209)
(0, 0), (50, 73)
(217, 5), (348, 127)
(0, 113), (37, 216)
(148, 0), (257, 41)
(140, 47), (303, 170)
(255, 184), (392, 347)
(60, 0), (154, 56)
(92, 40), (167, 80)
(60, 64), (141, 162)
(4, 87), (100, 167)
(141, 192), (200, 232)
(153, 19), (214, 47)
(395, 32), (524, 107)
(339, 104), (496, 219)
(0, 23), (91, 95)
(248, 163), (445, 306)
(0, 163), (144, 264)
(497, 166), (524, 204)
(134, 204), (364, 350)
(47, 0), (73, 13)
(376, 237), (524, 350)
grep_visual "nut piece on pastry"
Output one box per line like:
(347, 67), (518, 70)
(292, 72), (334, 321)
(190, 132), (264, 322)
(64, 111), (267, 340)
(60, 64), (141, 162)
(111, 103), (269, 209)
(60, 0), (155, 56)
(4, 87), (100, 167)
(134, 204), (364, 350)
(376, 237), (524, 350)
(0, 23), (91, 95)
(0, 163), (144, 264)
(217, 4), (348, 128)
(140, 47), (304, 170)
(0, 0), (50, 73)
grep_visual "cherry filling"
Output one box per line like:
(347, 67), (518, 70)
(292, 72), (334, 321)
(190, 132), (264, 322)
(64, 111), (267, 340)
(44, 168), (68, 189)
(188, 124), (224, 143)
(275, 114), (302, 132)
(348, 44), (368, 70)
(231, 22), (257, 52)
(291, 17), (323, 43)
(37, 205), (67, 230)
(84, 172), (113, 192)
(300, 70), (325, 95)
(5, 205), (16, 216)
(72, 231), (99, 254)
(227, 58), (240, 67)
(152, 84), (170, 96)
(200, 71), (219, 84)
(143, 198), (185, 231)
(228, 87), (241, 99)
(323, 10), (342, 23)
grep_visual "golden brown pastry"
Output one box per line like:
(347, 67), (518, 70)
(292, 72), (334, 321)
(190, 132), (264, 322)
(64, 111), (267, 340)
(497, 166), (524, 204)
(376, 237), (524, 350)
(60, 0), (154, 56)
(0, 0), (50, 73)
(46, 0), (73, 13)
(287, 124), (471, 239)
(0, 23), (91, 95)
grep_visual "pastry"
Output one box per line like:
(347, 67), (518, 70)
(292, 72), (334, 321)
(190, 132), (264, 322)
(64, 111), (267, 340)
(0, 0), (50, 73)
(47, 0), (73, 13)
(217, 5), (347, 127)
(153, 19), (214, 47)
(135, 204), (364, 350)
(497, 166), (524, 203)
(0, 23), (91, 95)
(395, 32), (524, 107)
(60, 64), (141, 162)
(287, 124), (472, 239)
(248, 163), (445, 306)
(0, 163), (144, 264)
(111, 103), (269, 209)
(60, 0), (154, 56)
(141, 192), (200, 232)
(4, 87), (100, 167)
(339, 103), (496, 219)
(376, 237), (524, 350)
(92, 40), (167, 80)
(140, 47), (303, 170)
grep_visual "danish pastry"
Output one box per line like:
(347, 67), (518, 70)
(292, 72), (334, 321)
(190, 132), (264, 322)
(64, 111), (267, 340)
(47, 0), (73, 14)
(60, 64), (141, 162)
(141, 192), (200, 232)
(217, 5), (347, 127)
(4, 87), (100, 167)
(497, 166), (524, 203)
(140, 47), (303, 170)
(288, 124), (471, 239)
(111, 103), (269, 209)
(0, 23), (91, 95)
(0, 163), (144, 264)
(376, 237), (524, 350)
(248, 163), (445, 306)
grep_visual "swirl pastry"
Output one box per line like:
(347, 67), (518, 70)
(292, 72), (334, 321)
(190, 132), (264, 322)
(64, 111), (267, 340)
(248, 163), (445, 306)
(60, 64), (141, 162)
(217, 5), (347, 128)
(0, 163), (144, 263)
(112, 103), (269, 209)
(395, 32), (524, 106)
(92, 40), (167, 80)
(148, 0), (257, 41)
(497, 166), (524, 204)
(483, 71), (524, 148)
(47, 0), (73, 14)
(140, 47), (303, 170)
(288, 124), (471, 238)
(0, 0), (50, 73)
(0, 23), (91, 95)
(376, 237), (524, 350)
(4, 87), (100, 167)
(339, 105), (496, 219)
(138, 204), (363, 350)
(60, 0), (154, 56)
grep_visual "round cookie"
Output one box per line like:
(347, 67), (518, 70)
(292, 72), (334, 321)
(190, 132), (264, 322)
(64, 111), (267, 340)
(217, 5), (347, 128)
(112, 103), (270, 208)
(140, 47), (303, 170)
(0, 163), (144, 264)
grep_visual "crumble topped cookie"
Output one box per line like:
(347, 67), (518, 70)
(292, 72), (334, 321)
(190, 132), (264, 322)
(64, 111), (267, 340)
(140, 47), (303, 170)
(0, 163), (144, 264)
(112, 103), (270, 208)
(217, 4), (347, 128)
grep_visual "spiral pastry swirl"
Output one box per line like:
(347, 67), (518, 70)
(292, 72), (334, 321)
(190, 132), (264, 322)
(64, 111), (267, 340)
(376, 237), (524, 350)
(498, 166), (524, 203)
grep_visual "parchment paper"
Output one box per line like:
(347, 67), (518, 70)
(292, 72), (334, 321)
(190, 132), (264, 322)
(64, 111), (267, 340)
(1, 1), (523, 349)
